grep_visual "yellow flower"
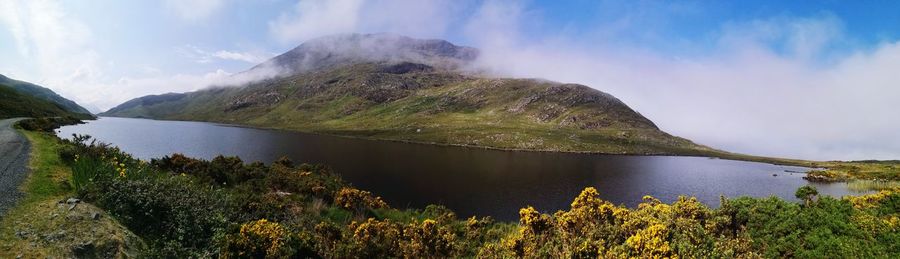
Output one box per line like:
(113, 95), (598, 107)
(237, 219), (287, 256)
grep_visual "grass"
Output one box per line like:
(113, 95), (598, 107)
(804, 160), (900, 184)
(9, 131), (70, 204)
(0, 131), (143, 257)
(848, 180), (900, 192)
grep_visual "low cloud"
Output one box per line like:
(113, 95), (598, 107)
(269, 0), (363, 43)
(74, 62), (287, 111)
(213, 50), (269, 64)
(179, 45), (272, 64)
(465, 2), (900, 160)
(269, 0), (462, 44)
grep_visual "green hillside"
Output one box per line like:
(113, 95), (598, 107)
(0, 83), (90, 119)
(0, 74), (93, 115)
(103, 63), (711, 155)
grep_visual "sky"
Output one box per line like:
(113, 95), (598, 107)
(1, 0), (899, 161)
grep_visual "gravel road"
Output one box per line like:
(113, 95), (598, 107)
(0, 118), (30, 218)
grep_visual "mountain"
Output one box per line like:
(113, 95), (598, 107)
(0, 74), (94, 116)
(0, 83), (88, 119)
(102, 33), (712, 155)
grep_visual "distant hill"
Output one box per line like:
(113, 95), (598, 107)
(102, 33), (713, 155)
(0, 83), (89, 119)
(0, 74), (93, 116)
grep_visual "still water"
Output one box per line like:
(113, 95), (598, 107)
(58, 117), (859, 221)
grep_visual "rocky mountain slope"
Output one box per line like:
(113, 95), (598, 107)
(102, 33), (712, 155)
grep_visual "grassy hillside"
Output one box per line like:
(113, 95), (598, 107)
(0, 84), (91, 119)
(103, 62), (712, 155)
(0, 130), (143, 257)
(0, 74), (93, 115)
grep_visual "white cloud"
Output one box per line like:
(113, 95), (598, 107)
(465, 3), (900, 160)
(164, 0), (225, 22)
(269, 0), (463, 44)
(85, 63), (286, 110)
(0, 0), (29, 56)
(0, 0), (281, 113)
(269, 0), (363, 43)
(213, 50), (269, 63)
(0, 0), (104, 105)
(179, 45), (272, 64)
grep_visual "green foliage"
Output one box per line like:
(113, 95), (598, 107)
(477, 187), (900, 258)
(220, 219), (291, 258)
(57, 135), (900, 258)
(334, 187), (389, 216)
(70, 156), (107, 194)
(88, 176), (230, 257)
(796, 185), (819, 205)
(806, 160), (900, 183)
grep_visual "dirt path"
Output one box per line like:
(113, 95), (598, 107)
(0, 118), (29, 218)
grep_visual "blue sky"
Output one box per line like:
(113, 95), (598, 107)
(2, 0), (900, 160)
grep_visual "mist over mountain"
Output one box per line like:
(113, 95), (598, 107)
(255, 33), (478, 74)
(102, 33), (708, 155)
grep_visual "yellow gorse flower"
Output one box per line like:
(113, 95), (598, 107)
(238, 219), (287, 256)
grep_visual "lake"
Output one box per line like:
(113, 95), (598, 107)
(58, 117), (860, 221)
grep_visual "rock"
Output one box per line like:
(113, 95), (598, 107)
(91, 212), (101, 220)
(68, 203), (77, 211)
(66, 198), (81, 204)
(66, 214), (84, 221)
(71, 241), (95, 257)
(44, 230), (66, 242)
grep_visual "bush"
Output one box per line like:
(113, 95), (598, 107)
(87, 176), (230, 257)
(15, 116), (83, 132)
(400, 219), (458, 257)
(334, 187), (389, 216)
(221, 219), (290, 258)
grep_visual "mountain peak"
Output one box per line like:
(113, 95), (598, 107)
(254, 33), (479, 74)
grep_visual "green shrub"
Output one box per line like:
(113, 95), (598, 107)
(221, 219), (291, 258)
(15, 116), (84, 132)
(86, 176), (231, 257)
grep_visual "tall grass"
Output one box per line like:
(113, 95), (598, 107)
(848, 179), (900, 192)
(70, 156), (110, 194)
(67, 135), (159, 194)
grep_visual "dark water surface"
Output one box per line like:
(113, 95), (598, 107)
(59, 117), (860, 221)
